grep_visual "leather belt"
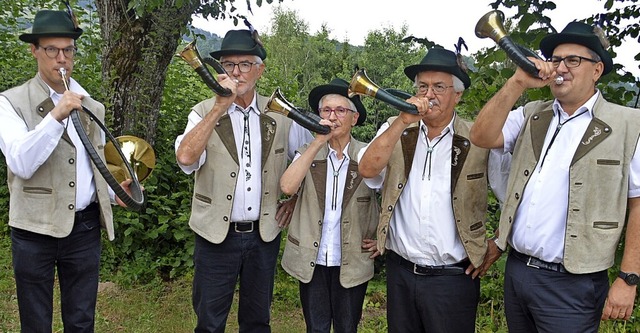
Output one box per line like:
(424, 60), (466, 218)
(388, 251), (468, 276)
(510, 250), (568, 273)
(230, 221), (257, 233)
(75, 202), (99, 222)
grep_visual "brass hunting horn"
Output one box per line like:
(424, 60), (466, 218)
(177, 40), (233, 96)
(475, 10), (563, 84)
(266, 88), (331, 135)
(105, 136), (156, 184)
(348, 69), (419, 114)
(58, 68), (148, 211)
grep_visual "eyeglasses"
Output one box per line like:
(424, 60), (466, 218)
(318, 106), (354, 117)
(39, 45), (77, 59)
(220, 61), (258, 73)
(548, 55), (598, 68)
(416, 83), (454, 95)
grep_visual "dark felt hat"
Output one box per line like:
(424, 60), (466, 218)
(404, 47), (471, 88)
(209, 30), (267, 60)
(19, 10), (83, 44)
(540, 21), (613, 75)
(308, 78), (367, 126)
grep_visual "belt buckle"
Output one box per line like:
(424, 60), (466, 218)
(234, 222), (254, 233)
(526, 256), (540, 269)
(413, 264), (427, 276)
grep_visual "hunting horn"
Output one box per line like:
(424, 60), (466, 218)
(266, 88), (331, 135)
(58, 68), (147, 211)
(348, 69), (420, 114)
(177, 40), (233, 96)
(475, 10), (564, 84)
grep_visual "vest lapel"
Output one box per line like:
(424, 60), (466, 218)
(529, 109), (554, 161)
(572, 117), (611, 165)
(214, 114), (239, 166)
(310, 159), (327, 213)
(451, 134), (470, 191)
(260, 113), (277, 169)
(401, 126), (420, 179)
(341, 159), (362, 211)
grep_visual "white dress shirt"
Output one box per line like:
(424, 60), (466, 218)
(0, 75), (98, 211)
(291, 143), (352, 266)
(502, 90), (640, 263)
(175, 92), (313, 222)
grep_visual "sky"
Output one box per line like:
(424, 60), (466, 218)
(193, 0), (639, 78)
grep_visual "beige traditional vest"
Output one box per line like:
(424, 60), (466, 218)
(497, 96), (640, 274)
(1, 75), (114, 240)
(281, 138), (380, 288)
(187, 95), (293, 244)
(377, 116), (490, 267)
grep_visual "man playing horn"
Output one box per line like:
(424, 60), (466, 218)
(175, 29), (312, 332)
(470, 21), (640, 332)
(0, 8), (132, 332)
(358, 47), (509, 333)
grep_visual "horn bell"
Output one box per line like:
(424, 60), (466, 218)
(105, 135), (156, 183)
(475, 10), (507, 43)
(265, 88), (294, 117)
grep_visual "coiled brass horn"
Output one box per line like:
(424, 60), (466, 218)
(348, 69), (418, 115)
(475, 10), (546, 79)
(105, 136), (156, 184)
(266, 88), (331, 135)
(58, 68), (146, 211)
(177, 40), (232, 96)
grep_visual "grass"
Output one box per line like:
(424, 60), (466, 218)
(1, 235), (639, 332)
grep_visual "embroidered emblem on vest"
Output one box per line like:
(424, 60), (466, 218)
(452, 146), (461, 166)
(347, 171), (358, 190)
(264, 122), (275, 141)
(581, 126), (602, 145)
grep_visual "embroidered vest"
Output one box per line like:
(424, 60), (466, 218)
(377, 116), (490, 267)
(497, 96), (640, 273)
(1, 75), (114, 239)
(187, 95), (293, 243)
(281, 138), (380, 288)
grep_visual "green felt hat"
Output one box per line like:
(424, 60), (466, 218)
(209, 30), (267, 60)
(540, 21), (613, 75)
(308, 78), (367, 126)
(19, 10), (82, 44)
(404, 47), (471, 88)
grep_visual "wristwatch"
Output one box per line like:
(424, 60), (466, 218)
(618, 271), (640, 286)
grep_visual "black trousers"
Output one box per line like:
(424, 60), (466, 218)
(504, 250), (609, 333)
(386, 252), (480, 333)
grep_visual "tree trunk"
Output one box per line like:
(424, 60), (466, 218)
(94, 0), (199, 146)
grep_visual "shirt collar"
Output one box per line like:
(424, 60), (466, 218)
(328, 141), (352, 160)
(229, 92), (260, 116)
(552, 89), (599, 119)
(420, 113), (456, 137)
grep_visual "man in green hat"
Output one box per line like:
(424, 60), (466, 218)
(279, 78), (380, 332)
(358, 47), (509, 332)
(470, 20), (640, 331)
(0, 9), (131, 332)
(175, 29), (312, 332)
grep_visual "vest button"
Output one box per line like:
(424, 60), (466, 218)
(68, 204), (74, 210)
(515, 193), (520, 200)
(604, 127), (610, 133)
(69, 181), (75, 187)
(318, 220), (322, 225)
(524, 170), (529, 176)
(230, 172), (236, 178)
(313, 242), (318, 247)
(382, 227), (387, 234)
(533, 115), (539, 120)
(311, 163), (316, 168)
(223, 216), (229, 221)
(387, 205), (393, 211)
(310, 262), (315, 267)
(69, 158), (75, 164)
(38, 107), (44, 112)
(397, 183), (403, 189)
(226, 195), (232, 200)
